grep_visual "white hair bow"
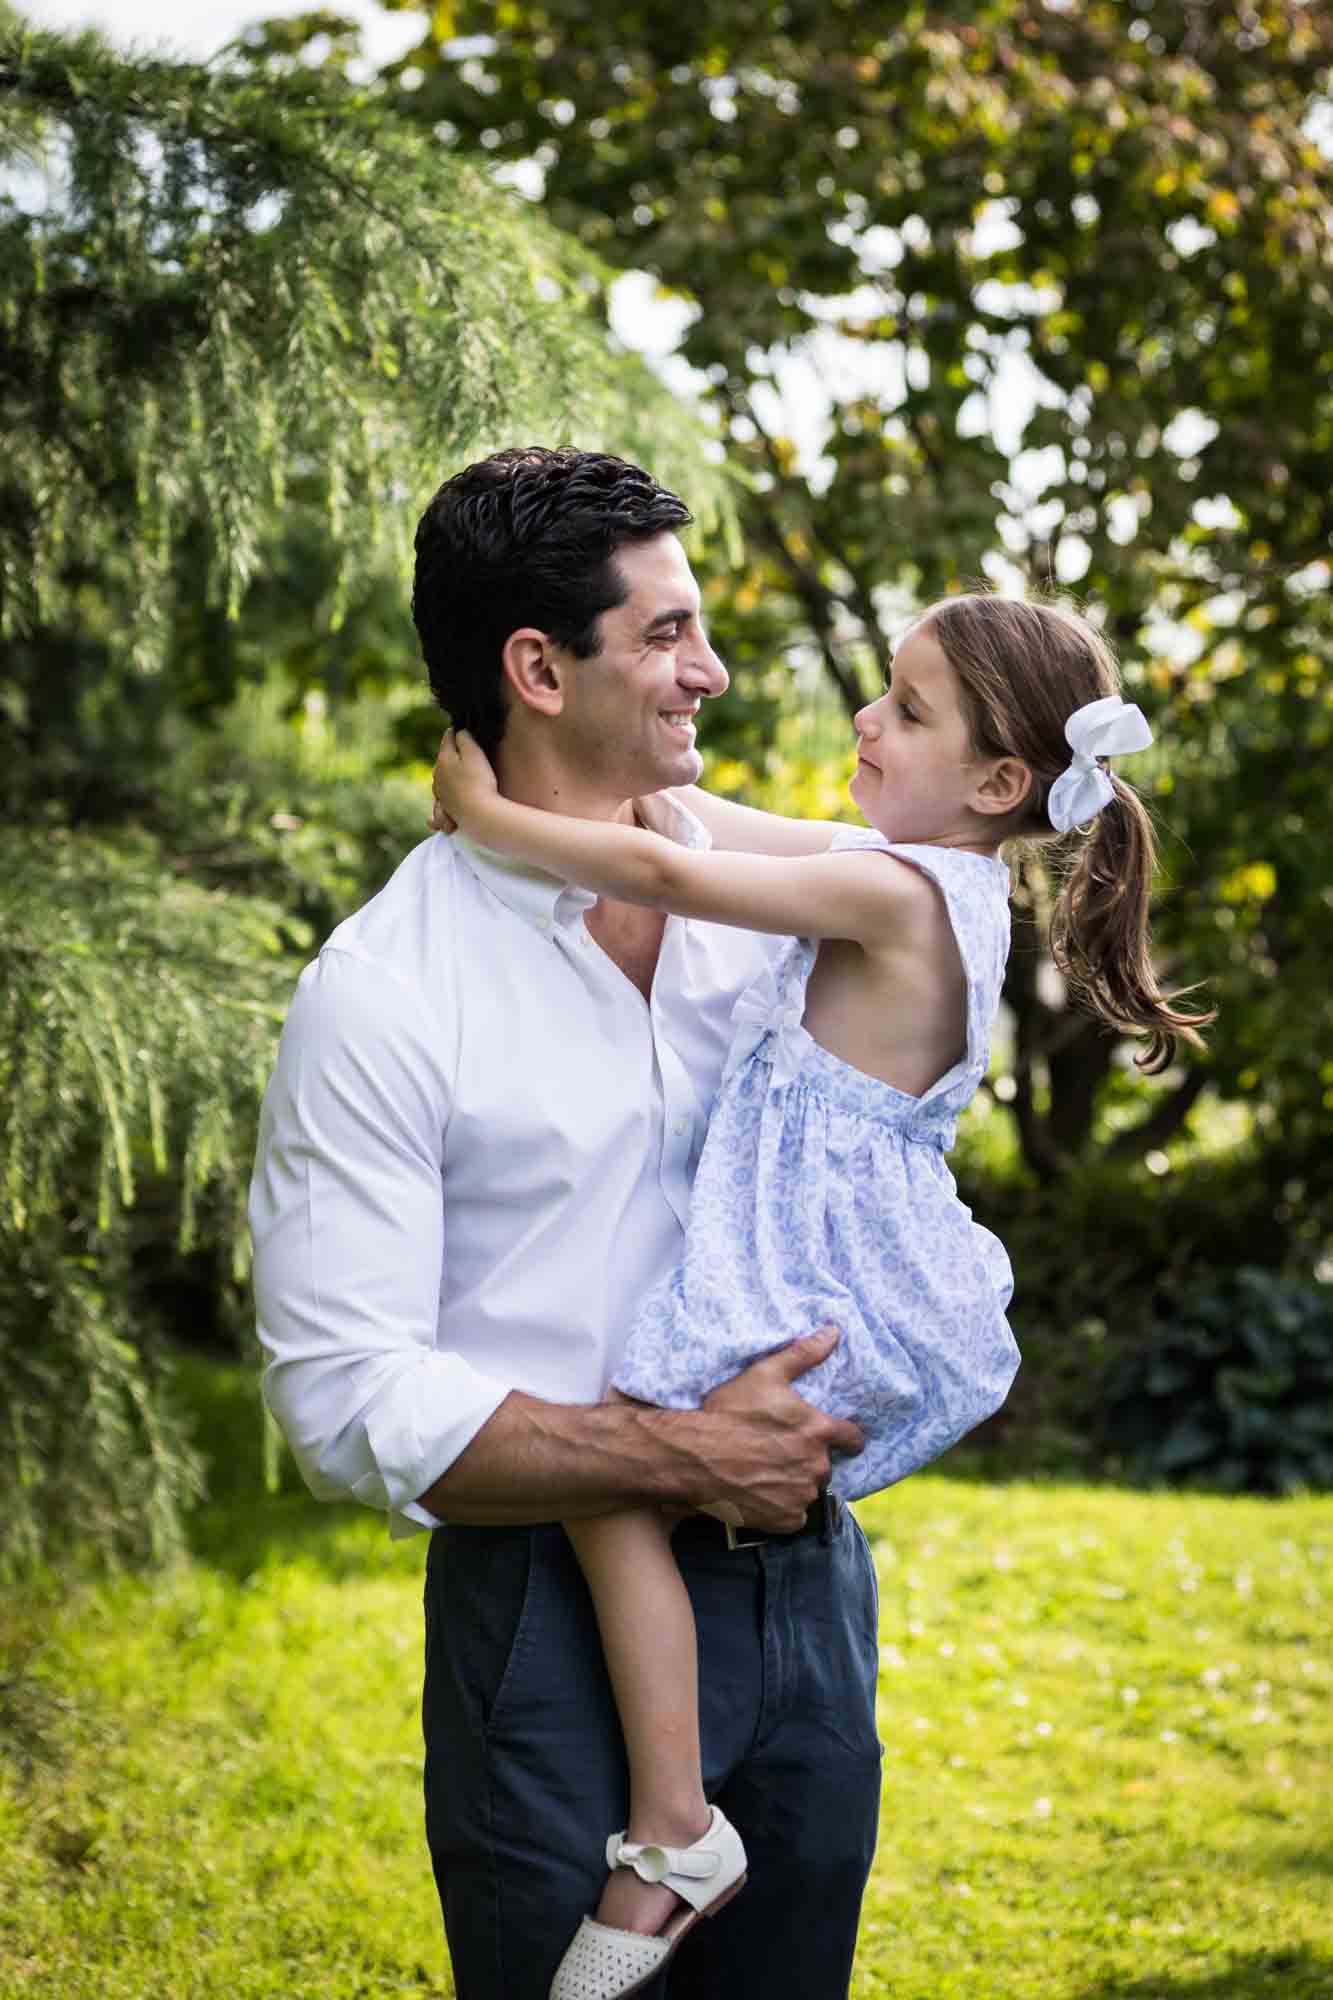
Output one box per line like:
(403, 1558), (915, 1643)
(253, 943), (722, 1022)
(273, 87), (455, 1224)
(1046, 695), (1154, 834)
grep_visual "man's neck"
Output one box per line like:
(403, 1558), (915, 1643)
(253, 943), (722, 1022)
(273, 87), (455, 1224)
(493, 743), (638, 826)
(490, 742), (671, 994)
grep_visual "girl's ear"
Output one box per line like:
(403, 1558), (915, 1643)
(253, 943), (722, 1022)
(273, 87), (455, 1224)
(500, 628), (565, 718)
(973, 755), (1033, 819)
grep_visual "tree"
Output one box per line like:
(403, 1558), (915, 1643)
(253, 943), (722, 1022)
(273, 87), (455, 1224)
(0, 17), (732, 809)
(0, 830), (299, 1570)
(0, 17), (731, 1565)
(374, 0), (1333, 1185)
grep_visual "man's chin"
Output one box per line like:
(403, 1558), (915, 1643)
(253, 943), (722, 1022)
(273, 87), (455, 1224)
(639, 748), (703, 793)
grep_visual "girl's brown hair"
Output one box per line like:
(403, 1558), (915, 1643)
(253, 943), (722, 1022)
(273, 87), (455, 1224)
(922, 593), (1213, 1073)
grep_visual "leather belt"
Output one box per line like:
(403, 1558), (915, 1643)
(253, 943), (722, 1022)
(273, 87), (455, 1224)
(673, 1492), (842, 1552)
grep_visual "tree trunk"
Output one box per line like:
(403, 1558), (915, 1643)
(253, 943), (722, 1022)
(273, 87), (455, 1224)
(1107, 1068), (1211, 1161)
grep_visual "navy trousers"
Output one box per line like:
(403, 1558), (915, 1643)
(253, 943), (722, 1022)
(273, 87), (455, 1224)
(423, 1508), (883, 1999)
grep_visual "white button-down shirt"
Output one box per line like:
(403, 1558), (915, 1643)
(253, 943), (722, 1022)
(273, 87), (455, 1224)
(248, 793), (776, 1536)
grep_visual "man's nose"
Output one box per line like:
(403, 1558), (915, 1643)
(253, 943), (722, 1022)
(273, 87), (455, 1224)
(681, 633), (729, 698)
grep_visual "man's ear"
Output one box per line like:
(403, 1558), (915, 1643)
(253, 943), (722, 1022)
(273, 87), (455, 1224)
(500, 628), (565, 718)
(973, 755), (1033, 818)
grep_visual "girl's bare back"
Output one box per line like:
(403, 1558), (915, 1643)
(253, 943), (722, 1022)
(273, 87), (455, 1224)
(801, 855), (971, 1100)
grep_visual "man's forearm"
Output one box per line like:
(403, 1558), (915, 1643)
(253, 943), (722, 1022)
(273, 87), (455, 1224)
(416, 1389), (720, 1525)
(417, 1329), (866, 1531)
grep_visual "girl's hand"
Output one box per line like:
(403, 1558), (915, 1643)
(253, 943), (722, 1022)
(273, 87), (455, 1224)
(430, 728), (498, 834)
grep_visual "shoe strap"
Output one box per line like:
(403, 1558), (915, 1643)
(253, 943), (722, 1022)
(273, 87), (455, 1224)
(606, 1835), (721, 1885)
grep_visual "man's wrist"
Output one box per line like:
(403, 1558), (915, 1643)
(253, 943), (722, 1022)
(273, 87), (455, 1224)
(622, 1403), (722, 1511)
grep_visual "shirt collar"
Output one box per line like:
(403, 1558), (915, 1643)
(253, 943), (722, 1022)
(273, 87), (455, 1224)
(452, 788), (712, 932)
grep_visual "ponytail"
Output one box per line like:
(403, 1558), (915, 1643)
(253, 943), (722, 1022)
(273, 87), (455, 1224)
(923, 590), (1215, 1070)
(1050, 777), (1215, 1073)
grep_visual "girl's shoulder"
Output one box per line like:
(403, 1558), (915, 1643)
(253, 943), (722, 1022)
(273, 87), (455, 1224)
(829, 825), (1007, 877)
(828, 829), (1010, 919)
(819, 830), (964, 945)
(827, 824), (893, 858)
(834, 834), (1011, 1006)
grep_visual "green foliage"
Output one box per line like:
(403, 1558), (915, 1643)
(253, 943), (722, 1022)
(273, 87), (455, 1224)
(0, 1223), (203, 1574)
(0, 828), (300, 1569)
(1100, 1268), (1333, 1494)
(0, 20), (732, 797)
(145, 675), (434, 944)
(3, 6), (1329, 1573)
(378, 0), (1333, 1178)
(1, 830), (295, 1243)
(0, 17), (740, 1569)
(0, 670), (457, 1569)
(0, 678), (457, 1571)
(954, 1140), (1331, 1480)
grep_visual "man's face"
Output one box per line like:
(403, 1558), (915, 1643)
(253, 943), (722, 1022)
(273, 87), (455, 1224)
(553, 533), (728, 798)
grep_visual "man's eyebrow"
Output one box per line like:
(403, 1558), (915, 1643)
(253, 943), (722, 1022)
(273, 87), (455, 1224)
(641, 605), (695, 636)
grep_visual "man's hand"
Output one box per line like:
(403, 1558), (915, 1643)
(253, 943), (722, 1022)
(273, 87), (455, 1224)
(417, 1328), (862, 1529)
(429, 728), (498, 836)
(690, 1326), (864, 1530)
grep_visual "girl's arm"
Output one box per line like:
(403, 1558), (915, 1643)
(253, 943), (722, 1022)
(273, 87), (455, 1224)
(436, 731), (919, 945)
(668, 785), (845, 858)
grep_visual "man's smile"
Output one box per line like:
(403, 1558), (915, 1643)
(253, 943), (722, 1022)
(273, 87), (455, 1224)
(660, 706), (699, 739)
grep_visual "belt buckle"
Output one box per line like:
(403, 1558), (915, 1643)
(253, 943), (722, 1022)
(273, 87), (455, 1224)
(723, 1495), (839, 1550)
(723, 1520), (767, 1551)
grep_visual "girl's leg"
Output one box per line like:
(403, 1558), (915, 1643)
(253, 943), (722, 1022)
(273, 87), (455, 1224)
(566, 1507), (712, 1937)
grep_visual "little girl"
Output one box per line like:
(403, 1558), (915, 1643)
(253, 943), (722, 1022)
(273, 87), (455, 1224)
(432, 592), (1212, 2000)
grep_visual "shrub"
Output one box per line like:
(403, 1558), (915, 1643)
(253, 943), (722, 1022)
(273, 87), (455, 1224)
(0, 828), (300, 1570)
(951, 1147), (1331, 1479)
(0, 1221), (204, 1571)
(1098, 1267), (1333, 1493)
(146, 677), (433, 946)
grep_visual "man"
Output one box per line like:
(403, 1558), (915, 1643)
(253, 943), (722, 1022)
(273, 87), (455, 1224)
(249, 447), (882, 1998)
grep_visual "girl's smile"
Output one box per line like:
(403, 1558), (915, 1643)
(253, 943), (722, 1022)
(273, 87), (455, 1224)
(847, 623), (985, 846)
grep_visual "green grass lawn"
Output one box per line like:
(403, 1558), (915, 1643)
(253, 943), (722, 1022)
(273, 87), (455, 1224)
(1, 1363), (1329, 1999)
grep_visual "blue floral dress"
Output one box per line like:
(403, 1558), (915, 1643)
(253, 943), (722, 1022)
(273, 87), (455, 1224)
(613, 829), (1020, 1502)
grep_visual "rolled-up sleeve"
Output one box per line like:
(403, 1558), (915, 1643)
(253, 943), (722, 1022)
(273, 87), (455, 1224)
(248, 947), (509, 1528)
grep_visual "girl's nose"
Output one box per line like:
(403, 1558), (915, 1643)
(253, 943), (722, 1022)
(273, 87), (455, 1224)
(854, 703), (878, 737)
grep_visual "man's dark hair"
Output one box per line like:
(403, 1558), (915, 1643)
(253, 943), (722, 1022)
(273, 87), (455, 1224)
(412, 446), (693, 759)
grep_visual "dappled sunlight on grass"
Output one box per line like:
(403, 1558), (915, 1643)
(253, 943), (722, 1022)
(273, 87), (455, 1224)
(853, 1481), (1332, 1998)
(1, 1447), (1328, 1998)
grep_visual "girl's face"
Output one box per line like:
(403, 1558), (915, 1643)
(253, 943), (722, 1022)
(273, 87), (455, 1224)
(848, 622), (987, 845)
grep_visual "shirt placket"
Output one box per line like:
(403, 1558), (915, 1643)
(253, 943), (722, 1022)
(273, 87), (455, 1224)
(551, 899), (674, 1173)
(547, 898), (699, 1231)
(651, 920), (703, 1231)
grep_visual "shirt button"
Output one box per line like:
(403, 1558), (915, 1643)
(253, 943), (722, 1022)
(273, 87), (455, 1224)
(535, 916), (551, 933)
(673, 1117), (689, 1138)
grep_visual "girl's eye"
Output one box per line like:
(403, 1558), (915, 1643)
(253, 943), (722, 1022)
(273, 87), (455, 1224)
(897, 701), (918, 723)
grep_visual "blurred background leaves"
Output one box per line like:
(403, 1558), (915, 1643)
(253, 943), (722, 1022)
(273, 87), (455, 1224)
(1, 1), (1330, 1570)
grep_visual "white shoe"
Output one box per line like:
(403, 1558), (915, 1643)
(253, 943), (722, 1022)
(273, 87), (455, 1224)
(548, 1806), (748, 2000)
